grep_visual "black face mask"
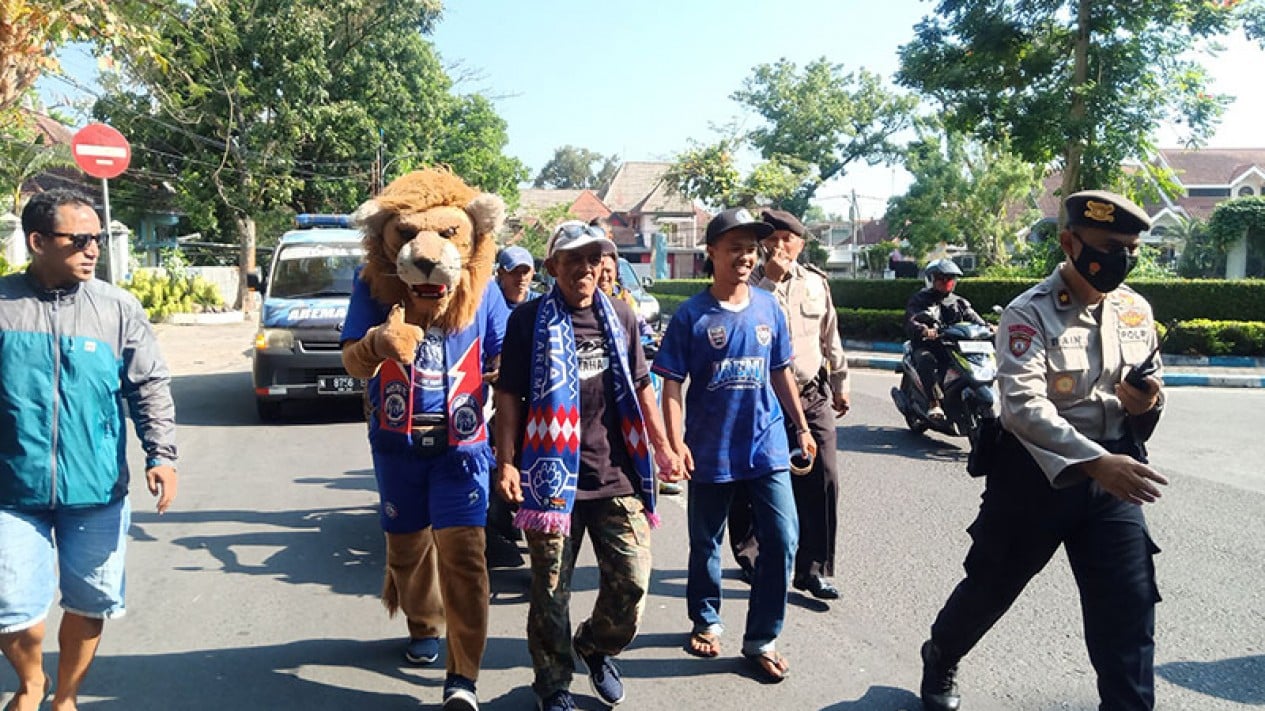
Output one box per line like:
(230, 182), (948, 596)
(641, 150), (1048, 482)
(1071, 232), (1137, 293)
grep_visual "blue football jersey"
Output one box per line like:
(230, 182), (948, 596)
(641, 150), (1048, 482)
(652, 288), (793, 483)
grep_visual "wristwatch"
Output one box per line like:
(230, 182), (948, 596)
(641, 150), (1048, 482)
(146, 457), (175, 470)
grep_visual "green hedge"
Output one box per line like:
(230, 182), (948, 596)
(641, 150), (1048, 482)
(654, 277), (1265, 322)
(1163, 320), (1265, 357)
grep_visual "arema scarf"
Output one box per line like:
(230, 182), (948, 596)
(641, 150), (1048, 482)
(513, 287), (658, 534)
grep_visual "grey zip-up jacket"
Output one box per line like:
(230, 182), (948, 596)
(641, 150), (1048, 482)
(0, 272), (177, 510)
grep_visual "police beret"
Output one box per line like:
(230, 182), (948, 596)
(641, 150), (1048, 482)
(1064, 190), (1151, 234)
(761, 208), (807, 237)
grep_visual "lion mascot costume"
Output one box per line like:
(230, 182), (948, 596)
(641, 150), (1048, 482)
(340, 167), (508, 711)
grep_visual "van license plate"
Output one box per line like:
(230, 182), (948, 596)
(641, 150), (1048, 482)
(318, 375), (363, 394)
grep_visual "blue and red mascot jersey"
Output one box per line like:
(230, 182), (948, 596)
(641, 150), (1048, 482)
(342, 270), (509, 531)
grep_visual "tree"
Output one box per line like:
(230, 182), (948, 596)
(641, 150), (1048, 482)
(0, 122), (75, 212)
(96, 0), (525, 306)
(514, 202), (575, 260)
(533, 145), (619, 189)
(666, 58), (917, 218)
(897, 1), (1242, 203)
(1244, 0), (1265, 46)
(884, 131), (1043, 267)
(0, 0), (172, 114)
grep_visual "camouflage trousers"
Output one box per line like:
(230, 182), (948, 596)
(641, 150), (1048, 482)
(525, 495), (652, 697)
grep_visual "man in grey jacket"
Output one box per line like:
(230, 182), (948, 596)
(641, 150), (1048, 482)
(0, 189), (178, 711)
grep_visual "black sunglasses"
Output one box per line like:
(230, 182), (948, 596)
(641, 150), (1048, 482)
(46, 231), (108, 250)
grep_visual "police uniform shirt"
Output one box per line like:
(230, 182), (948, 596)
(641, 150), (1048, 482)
(755, 261), (849, 397)
(997, 267), (1163, 487)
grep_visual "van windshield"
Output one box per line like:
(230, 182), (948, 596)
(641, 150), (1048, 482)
(269, 244), (362, 299)
(618, 259), (642, 295)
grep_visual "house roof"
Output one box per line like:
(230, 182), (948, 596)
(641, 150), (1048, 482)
(1159, 148), (1265, 186)
(599, 161), (692, 214)
(516, 188), (584, 214)
(25, 110), (74, 145)
(567, 190), (611, 223)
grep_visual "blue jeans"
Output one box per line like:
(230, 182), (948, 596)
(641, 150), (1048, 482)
(0, 497), (131, 633)
(687, 471), (798, 655)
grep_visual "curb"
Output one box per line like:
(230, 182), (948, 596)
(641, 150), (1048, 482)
(1161, 354), (1265, 369)
(848, 355), (901, 371)
(164, 311), (246, 325)
(1160, 373), (1265, 389)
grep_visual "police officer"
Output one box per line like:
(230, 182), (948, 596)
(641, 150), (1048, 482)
(728, 208), (850, 600)
(919, 190), (1168, 711)
(904, 258), (991, 420)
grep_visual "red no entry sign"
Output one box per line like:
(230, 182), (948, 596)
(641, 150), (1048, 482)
(71, 123), (131, 179)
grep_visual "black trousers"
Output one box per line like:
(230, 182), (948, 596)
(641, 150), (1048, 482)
(913, 343), (947, 401)
(929, 433), (1162, 710)
(730, 377), (839, 579)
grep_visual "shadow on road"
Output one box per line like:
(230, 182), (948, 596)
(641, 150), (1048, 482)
(820, 684), (921, 710)
(8, 631), (775, 710)
(294, 468), (379, 494)
(132, 505), (383, 598)
(1157, 654), (1265, 704)
(171, 372), (364, 427)
(836, 423), (969, 464)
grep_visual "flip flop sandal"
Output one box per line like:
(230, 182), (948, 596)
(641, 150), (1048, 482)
(685, 630), (721, 658)
(744, 650), (790, 683)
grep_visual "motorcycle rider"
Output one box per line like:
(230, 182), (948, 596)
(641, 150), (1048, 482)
(904, 258), (990, 421)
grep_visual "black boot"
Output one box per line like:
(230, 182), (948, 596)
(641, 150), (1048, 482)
(919, 639), (961, 711)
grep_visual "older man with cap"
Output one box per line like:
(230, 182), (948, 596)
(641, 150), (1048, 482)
(494, 220), (679, 710)
(919, 190), (1168, 711)
(727, 208), (850, 602)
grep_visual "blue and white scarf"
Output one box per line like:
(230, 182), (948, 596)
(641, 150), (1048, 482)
(513, 287), (658, 535)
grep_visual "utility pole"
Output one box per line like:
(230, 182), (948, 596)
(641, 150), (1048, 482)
(374, 129), (385, 194)
(849, 189), (861, 278)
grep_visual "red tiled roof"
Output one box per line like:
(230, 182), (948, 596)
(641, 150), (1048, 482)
(567, 190), (611, 223)
(1159, 148), (1265, 186)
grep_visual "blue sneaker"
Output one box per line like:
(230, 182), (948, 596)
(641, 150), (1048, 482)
(404, 636), (439, 665)
(573, 631), (625, 706)
(536, 689), (575, 711)
(442, 674), (479, 711)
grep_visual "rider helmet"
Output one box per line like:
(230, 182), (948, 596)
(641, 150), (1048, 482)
(924, 258), (963, 289)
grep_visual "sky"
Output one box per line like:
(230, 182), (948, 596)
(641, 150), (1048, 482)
(39, 0), (1265, 219)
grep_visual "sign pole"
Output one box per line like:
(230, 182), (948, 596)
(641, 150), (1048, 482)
(102, 177), (116, 284)
(70, 123), (132, 285)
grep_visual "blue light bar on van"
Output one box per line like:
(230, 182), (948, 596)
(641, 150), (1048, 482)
(295, 214), (352, 228)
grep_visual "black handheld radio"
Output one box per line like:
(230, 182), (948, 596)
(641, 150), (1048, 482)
(1123, 321), (1171, 391)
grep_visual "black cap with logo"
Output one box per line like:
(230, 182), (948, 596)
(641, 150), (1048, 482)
(704, 207), (775, 245)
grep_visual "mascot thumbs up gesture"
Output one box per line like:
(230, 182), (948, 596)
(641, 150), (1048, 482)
(340, 168), (509, 711)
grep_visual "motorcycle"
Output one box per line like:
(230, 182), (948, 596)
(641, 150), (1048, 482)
(890, 321), (999, 446)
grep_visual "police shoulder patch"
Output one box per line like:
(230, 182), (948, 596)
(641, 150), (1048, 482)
(1008, 323), (1037, 358)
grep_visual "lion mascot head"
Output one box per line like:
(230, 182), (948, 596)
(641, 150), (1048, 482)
(353, 167), (506, 332)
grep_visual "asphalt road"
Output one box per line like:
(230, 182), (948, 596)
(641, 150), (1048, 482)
(3, 321), (1262, 710)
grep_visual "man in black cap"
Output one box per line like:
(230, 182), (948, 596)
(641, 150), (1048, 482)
(918, 189), (1168, 711)
(727, 208), (850, 601)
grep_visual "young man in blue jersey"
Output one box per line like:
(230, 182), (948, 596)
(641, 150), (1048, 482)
(653, 207), (817, 684)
